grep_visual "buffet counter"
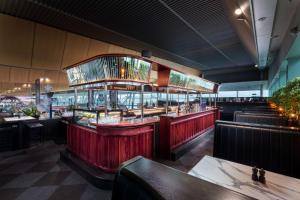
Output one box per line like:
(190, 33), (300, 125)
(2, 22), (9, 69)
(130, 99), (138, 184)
(159, 108), (219, 159)
(67, 116), (158, 173)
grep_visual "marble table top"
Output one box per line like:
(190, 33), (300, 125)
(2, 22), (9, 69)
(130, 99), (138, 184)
(188, 156), (300, 200)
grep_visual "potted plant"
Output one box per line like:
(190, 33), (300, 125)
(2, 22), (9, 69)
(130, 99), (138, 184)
(22, 106), (41, 119)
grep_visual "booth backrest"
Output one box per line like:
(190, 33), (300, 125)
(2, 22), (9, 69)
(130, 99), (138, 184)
(241, 108), (278, 113)
(214, 120), (300, 178)
(112, 156), (254, 200)
(216, 102), (271, 121)
(234, 111), (288, 126)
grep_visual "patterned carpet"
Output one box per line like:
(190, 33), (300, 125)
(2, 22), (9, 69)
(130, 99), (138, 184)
(0, 131), (214, 200)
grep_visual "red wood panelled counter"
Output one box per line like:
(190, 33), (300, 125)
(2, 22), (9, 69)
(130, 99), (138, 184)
(67, 117), (158, 173)
(159, 108), (219, 158)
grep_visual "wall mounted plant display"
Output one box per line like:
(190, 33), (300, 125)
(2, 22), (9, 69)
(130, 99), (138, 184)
(271, 77), (300, 118)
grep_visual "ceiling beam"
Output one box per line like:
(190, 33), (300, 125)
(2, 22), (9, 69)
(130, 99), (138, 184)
(249, 0), (277, 68)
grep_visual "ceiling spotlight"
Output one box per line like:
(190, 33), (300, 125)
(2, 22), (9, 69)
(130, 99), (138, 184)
(234, 8), (242, 15)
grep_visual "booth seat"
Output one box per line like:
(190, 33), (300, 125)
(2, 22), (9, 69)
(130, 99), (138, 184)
(216, 102), (271, 121)
(213, 120), (300, 178)
(112, 156), (254, 200)
(233, 111), (288, 126)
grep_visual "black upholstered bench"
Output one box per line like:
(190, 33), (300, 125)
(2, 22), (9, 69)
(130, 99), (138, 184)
(112, 156), (254, 200)
(214, 120), (300, 178)
(234, 111), (288, 126)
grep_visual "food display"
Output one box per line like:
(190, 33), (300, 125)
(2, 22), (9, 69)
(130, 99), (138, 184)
(73, 109), (100, 128)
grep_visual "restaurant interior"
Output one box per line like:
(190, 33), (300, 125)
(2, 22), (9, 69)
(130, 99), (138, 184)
(0, 0), (300, 199)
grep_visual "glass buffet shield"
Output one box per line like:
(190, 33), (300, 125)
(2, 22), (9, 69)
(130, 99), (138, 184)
(66, 55), (152, 86)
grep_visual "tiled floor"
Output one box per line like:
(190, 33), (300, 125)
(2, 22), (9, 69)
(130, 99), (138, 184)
(0, 142), (111, 200)
(0, 131), (213, 200)
(158, 130), (214, 172)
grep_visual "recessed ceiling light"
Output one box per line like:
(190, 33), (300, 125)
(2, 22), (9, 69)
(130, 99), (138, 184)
(234, 8), (242, 15)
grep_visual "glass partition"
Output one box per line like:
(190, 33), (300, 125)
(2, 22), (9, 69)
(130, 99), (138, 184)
(66, 55), (152, 86)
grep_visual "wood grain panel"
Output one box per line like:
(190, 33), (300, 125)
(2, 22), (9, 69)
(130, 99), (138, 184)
(32, 24), (65, 69)
(29, 69), (45, 82)
(0, 14), (34, 68)
(0, 65), (10, 82)
(160, 109), (219, 159)
(67, 123), (154, 172)
(61, 33), (89, 68)
(87, 39), (110, 57)
(10, 67), (29, 83)
(151, 56), (200, 76)
(58, 72), (68, 84)
(44, 70), (59, 83)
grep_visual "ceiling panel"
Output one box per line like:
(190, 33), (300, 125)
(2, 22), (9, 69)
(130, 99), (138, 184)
(61, 33), (90, 68)
(29, 69), (45, 82)
(10, 67), (30, 83)
(0, 0), (255, 73)
(0, 65), (10, 83)
(44, 70), (59, 83)
(32, 24), (66, 69)
(87, 39), (110, 58)
(0, 14), (34, 68)
(58, 72), (68, 84)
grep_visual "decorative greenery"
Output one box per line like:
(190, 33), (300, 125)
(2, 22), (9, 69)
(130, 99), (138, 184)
(22, 106), (40, 118)
(271, 77), (300, 117)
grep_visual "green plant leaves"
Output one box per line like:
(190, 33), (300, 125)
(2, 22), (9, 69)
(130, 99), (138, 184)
(271, 77), (300, 116)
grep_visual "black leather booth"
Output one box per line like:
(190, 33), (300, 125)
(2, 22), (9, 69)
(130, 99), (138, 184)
(112, 156), (254, 200)
(214, 120), (300, 178)
(234, 111), (288, 126)
(216, 102), (271, 121)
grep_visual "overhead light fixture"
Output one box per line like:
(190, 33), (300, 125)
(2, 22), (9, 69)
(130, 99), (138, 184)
(234, 8), (242, 15)
(254, 64), (258, 68)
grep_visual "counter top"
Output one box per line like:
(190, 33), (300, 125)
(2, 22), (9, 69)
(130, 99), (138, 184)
(160, 107), (217, 119)
(4, 116), (36, 122)
(92, 116), (159, 128)
(188, 156), (300, 200)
